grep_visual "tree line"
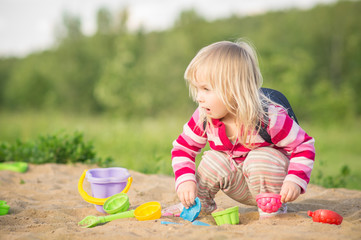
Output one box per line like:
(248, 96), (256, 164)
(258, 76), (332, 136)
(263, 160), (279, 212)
(0, 0), (360, 124)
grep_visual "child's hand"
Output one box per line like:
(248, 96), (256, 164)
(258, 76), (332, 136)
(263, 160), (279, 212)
(177, 181), (197, 209)
(280, 181), (301, 203)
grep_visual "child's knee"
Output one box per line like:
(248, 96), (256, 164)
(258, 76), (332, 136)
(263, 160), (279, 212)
(243, 147), (289, 175)
(197, 150), (232, 179)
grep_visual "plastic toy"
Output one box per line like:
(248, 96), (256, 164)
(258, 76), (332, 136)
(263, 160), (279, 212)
(0, 200), (10, 215)
(0, 162), (28, 173)
(103, 193), (130, 214)
(307, 209), (343, 225)
(79, 201), (162, 227)
(256, 193), (282, 213)
(78, 210), (135, 228)
(161, 202), (183, 217)
(180, 197), (201, 222)
(211, 206), (239, 225)
(77, 168), (132, 212)
(161, 221), (182, 225)
(134, 201), (162, 221)
(192, 220), (210, 226)
(161, 220), (210, 226)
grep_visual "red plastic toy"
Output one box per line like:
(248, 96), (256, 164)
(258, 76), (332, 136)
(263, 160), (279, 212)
(307, 209), (343, 225)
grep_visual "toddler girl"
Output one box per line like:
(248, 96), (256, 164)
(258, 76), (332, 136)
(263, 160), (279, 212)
(171, 40), (315, 218)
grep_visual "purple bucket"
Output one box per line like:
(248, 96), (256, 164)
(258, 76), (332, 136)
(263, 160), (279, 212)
(86, 167), (131, 213)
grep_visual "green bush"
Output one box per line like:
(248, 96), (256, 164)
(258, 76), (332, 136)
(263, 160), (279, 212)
(0, 131), (113, 166)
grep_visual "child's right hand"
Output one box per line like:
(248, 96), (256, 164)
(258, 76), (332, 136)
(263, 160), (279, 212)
(177, 181), (197, 209)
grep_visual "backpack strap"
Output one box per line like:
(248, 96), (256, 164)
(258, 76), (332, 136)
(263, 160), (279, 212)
(202, 88), (297, 144)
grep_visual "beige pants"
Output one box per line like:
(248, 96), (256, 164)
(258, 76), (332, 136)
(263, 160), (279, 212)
(196, 147), (289, 213)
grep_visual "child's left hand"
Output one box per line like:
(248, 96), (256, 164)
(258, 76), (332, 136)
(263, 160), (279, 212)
(280, 181), (301, 203)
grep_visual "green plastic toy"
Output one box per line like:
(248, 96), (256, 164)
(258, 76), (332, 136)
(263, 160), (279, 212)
(0, 200), (10, 215)
(103, 193), (130, 214)
(78, 210), (135, 228)
(0, 162), (28, 173)
(211, 206), (239, 225)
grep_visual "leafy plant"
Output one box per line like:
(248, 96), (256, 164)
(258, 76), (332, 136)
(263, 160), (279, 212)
(312, 162), (351, 188)
(0, 131), (113, 167)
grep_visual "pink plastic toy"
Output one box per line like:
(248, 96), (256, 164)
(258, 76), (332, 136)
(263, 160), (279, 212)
(256, 193), (282, 213)
(307, 209), (343, 225)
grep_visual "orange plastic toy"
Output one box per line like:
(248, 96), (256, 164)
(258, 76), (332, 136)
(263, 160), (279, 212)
(307, 209), (343, 225)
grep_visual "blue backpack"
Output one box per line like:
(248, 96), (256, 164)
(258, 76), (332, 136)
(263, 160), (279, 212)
(258, 88), (299, 143)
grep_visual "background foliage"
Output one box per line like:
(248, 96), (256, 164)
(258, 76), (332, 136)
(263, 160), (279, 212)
(0, 131), (112, 166)
(0, 1), (360, 190)
(1, 1), (360, 122)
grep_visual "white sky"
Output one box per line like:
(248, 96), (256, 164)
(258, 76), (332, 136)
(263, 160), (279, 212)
(0, 0), (337, 57)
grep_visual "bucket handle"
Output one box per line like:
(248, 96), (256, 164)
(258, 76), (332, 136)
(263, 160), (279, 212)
(78, 169), (133, 205)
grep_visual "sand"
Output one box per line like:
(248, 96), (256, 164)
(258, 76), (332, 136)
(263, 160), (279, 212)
(0, 163), (360, 240)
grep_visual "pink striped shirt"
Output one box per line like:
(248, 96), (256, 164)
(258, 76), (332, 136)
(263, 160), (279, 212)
(171, 106), (315, 193)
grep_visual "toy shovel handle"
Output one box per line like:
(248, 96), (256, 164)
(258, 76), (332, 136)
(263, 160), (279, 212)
(78, 170), (108, 205)
(101, 210), (135, 223)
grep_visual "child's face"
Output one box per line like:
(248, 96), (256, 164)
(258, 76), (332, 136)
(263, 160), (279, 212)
(195, 80), (231, 120)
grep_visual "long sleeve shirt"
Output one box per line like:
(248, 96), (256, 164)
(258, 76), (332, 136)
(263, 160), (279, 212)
(171, 105), (315, 193)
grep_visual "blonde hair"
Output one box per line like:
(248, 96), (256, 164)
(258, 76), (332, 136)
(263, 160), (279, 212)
(185, 39), (268, 148)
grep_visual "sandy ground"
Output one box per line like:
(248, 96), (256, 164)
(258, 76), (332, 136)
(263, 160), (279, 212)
(0, 163), (360, 240)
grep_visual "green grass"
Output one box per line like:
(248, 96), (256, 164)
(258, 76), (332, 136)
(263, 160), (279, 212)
(0, 111), (185, 175)
(304, 122), (361, 190)
(0, 111), (360, 190)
